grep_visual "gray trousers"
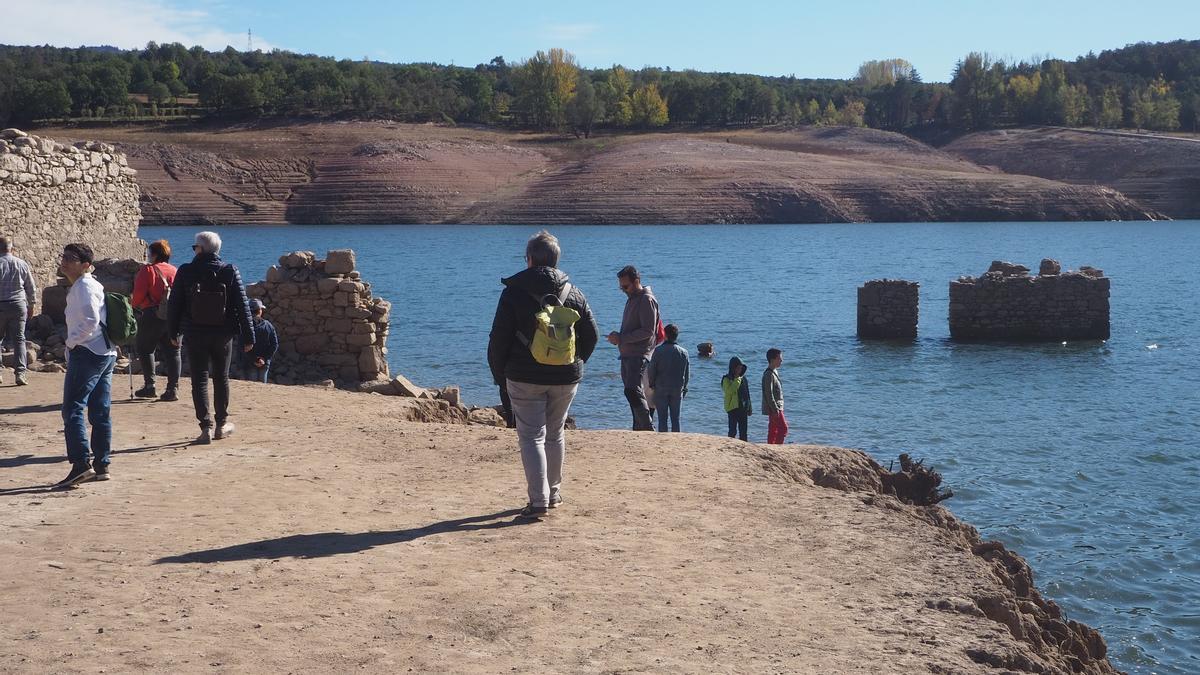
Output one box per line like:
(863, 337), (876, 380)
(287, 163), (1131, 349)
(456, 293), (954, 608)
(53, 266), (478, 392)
(0, 302), (27, 375)
(506, 379), (578, 508)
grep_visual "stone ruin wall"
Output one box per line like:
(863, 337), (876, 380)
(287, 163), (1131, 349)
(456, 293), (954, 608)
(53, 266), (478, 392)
(949, 259), (1110, 341)
(246, 250), (391, 386)
(857, 279), (919, 339)
(0, 128), (144, 296)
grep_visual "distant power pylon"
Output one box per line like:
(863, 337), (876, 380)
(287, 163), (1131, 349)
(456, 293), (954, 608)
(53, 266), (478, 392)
(247, 29), (253, 52)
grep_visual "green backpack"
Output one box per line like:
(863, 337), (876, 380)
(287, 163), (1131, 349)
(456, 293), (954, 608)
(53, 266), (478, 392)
(519, 284), (580, 366)
(102, 292), (138, 346)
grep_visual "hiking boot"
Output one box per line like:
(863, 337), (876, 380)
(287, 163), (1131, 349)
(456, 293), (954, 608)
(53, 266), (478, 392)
(93, 464), (111, 481)
(549, 492), (563, 509)
(134, 385), (157, 398)
(158, 389), (178, 402)
(195, 428), (212, 445)
(53, 462), (95, 489)
(517, 503), (549, 520)
(214, 422), (234, 440)
(15, 372), (28, 386)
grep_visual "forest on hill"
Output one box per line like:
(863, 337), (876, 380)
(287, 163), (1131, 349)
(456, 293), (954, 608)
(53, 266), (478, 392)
(1, 39), (1197, 135)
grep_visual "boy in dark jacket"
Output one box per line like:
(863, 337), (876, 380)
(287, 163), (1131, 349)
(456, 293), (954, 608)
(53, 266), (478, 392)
(721, 355), (752, 441)
(236, 299), (279, 383)
(487, 231), (600, 519)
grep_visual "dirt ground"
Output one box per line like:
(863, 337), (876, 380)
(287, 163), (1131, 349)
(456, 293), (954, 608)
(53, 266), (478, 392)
(1, 371), (1115, 673)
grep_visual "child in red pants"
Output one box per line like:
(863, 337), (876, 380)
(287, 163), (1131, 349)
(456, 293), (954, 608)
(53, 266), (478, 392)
(762, 348), (788, 444)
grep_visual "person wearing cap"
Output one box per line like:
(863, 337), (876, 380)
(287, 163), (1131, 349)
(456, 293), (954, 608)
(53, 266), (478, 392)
(235, 298), (278, 383)
(131, 239), (180, 401)
(168, 231), (254, 444)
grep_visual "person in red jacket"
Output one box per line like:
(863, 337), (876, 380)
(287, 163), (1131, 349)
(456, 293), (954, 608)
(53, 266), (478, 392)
(131, 239), (180, 401)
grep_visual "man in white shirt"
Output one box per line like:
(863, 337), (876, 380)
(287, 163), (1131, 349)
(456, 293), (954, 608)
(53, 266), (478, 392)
(54, 243), (118, 489)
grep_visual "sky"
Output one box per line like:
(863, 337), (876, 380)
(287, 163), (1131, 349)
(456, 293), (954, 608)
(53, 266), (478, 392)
(1, 0), (1197, 82)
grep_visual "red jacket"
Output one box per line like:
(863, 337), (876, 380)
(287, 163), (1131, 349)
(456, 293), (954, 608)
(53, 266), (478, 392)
(132, 262), (177, 310)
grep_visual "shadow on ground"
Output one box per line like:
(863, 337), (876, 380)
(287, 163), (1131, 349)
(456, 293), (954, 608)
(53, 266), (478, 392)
(155, 509), (531, 563)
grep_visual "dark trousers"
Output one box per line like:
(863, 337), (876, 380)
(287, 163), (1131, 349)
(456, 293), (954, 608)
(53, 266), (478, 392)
(620, 356), (653, 431)
(727, 409), (748, 441)
(185, 332), (232, 430)
(135, 312), (180, 391)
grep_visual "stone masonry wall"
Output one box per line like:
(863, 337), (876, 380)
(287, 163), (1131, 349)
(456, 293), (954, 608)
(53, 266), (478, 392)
(0, 128), (144, 296)
(246, 249), (391, 386)
(949, 259), (1110, 341)
(857, 279), (919, 339)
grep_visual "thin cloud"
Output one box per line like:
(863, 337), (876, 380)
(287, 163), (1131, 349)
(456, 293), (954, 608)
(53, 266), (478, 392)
(541, 23), (600, 43)
(0, 0), (277, 52)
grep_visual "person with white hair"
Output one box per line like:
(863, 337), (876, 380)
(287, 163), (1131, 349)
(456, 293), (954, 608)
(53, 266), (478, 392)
(167, 231), (254, 445)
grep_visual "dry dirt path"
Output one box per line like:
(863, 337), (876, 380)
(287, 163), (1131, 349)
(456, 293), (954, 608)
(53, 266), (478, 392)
(1, 372), (1114, 673)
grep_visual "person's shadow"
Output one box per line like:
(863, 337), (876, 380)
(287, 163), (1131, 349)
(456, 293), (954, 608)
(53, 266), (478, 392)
(155, 509), (532, 563)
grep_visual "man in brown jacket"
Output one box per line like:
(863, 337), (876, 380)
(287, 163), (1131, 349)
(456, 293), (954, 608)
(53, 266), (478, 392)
(606, 265), (659, 431)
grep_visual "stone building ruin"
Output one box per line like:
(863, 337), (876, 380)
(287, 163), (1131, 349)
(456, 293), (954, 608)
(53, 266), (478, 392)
(857, 280), (919, 339)
(0, 128), (144, 294)
(949, 259), (1110, 341)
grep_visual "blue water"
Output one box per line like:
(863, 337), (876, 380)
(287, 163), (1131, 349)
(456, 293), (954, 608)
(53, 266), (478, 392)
(141, 222), (1200, 674)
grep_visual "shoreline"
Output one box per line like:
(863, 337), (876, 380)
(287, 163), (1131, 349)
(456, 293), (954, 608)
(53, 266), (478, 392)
(1, 372), (1118, 673)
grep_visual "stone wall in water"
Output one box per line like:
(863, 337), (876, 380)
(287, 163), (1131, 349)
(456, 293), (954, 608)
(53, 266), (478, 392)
(857, 279), (919, 339)
(246, 249), (392, 386)
(0, 128), (144, 296)
(949, 259), (1110, 341)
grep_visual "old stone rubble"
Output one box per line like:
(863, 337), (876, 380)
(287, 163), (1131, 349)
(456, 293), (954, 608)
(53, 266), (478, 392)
(0, 128), (144, 293)
(949, 259), (1110, 341)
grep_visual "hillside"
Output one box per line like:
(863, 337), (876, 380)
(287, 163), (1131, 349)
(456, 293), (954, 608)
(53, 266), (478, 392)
(30, 121), (1167, 224)
(1, 372), (1117, 673)
(944, 127), (1200, 219)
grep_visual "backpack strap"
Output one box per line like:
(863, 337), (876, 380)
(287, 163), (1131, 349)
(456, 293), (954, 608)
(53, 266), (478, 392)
(515, 283), (572, 347)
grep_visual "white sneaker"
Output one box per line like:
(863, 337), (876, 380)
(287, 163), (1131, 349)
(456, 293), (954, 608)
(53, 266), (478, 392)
(214, 422), (235, 440)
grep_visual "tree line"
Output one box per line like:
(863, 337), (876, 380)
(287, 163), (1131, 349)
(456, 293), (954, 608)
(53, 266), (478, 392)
(1, 39), (1197, 135)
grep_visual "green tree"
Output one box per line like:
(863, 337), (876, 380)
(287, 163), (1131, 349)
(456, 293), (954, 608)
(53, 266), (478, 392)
(856, 58), (914, 89)
(630, 84), (668, 127)
(951, 52), (1005, 130)
(1096, 88), (1124, 127)
(565, 74), (604, 137)
(147, 81), (171, 106)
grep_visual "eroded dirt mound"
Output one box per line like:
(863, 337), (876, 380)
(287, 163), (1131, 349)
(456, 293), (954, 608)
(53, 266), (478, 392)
(945, 127), (1200, 219)
(33, 121), (1168, 225)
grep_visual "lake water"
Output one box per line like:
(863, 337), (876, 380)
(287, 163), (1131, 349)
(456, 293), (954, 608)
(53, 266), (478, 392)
(141, 222), (1200, 674)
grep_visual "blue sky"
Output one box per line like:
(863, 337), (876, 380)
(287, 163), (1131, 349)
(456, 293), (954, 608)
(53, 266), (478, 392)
(2, 0), (1197, 81)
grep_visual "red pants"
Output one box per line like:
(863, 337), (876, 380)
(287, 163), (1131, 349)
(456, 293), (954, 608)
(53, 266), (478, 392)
(767, 411), (788, 444)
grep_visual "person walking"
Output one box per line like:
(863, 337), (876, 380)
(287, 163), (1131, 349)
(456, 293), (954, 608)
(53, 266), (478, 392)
(721, 356), (752, 441)
(488, 230), (599, 520)
(0, 236), (37, 386)
(606, 265), (659, 431)
(168, 231), (254, 445)
(647, 323), (690, 432)
(762, 348), (788, 444)
(131, 239), (180, 401)
(235, 299), (279, 382)
(54, 243), (117, 488)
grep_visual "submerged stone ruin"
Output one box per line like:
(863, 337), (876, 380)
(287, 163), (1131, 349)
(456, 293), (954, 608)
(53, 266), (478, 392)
(949, 259), (1110, 341)
(246, 250), (390, 386)
(857, 279), (919, 339)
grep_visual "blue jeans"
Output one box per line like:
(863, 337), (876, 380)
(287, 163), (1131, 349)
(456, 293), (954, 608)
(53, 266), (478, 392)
(63, 346), (117, 467)
(727, 409), (748, 441)
(0, 301), (27, 375)
(654, 390), (682, 432)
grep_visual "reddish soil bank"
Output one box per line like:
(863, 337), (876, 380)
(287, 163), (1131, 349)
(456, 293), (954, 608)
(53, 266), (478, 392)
(34, 121), (1169, 225)
(1, 372), (1118, 673)
(944, 126), (1200, 219)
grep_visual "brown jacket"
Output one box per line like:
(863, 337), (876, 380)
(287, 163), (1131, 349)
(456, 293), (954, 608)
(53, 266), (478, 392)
(617, 286), (659, 359)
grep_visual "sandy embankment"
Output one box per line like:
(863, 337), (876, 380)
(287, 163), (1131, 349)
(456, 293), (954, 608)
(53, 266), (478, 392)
(1, 372), (1115, 673)
(32, 121), (1165, 225)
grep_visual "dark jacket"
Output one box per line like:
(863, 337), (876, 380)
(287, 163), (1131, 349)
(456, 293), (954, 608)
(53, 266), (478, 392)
(721, 356), (753, 414)
(488, 266), (599, 386)
(168, 252), (254, 345)
(237, 317), (279, 366)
